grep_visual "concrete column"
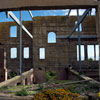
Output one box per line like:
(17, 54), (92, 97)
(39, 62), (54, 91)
(0, 48), (7, 82)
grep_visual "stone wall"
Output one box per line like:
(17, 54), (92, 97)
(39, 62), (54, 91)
(0, 16), (98, 82)
(33, 16), (98, 70)
(0, 21), (33, 74)
(32, 16), (99, 82)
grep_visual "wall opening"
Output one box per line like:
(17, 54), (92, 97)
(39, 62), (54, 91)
(39, 48), (45, 59)
(10, 48), (17, 59)
(75, 21), (82, 32)
(87, 45), (94, 61)
(77, 45), (85, 61)
(95, 45), (99, 61)
(48, 32), (56, 43)
(87, 45), (99, 61)
(23, 47), (29, 59)
(10, 26), (17, 37)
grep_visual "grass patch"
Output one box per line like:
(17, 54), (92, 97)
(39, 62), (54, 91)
(0, 86), (8, 91)
(0, 80), (98, 98)
(28, 91), (38, 95)
(16, 88), (28, 96)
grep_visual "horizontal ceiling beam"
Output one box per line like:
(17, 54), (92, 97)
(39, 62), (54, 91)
(7, 11), (33, 38)
(0, 0), (98, 11)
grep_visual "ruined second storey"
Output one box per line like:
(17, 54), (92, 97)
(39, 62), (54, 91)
(33, 16), (98, 71)
(0, 16), (98, 74)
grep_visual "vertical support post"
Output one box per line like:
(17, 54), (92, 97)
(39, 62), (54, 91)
(96, 2), (100, 90)
(77, 9), (82, 74)
(4, 49), (6, 69)
(94, 45), (96, 61)
(85, 44), (87, 61)
(4, 49), (7, 81)
(19, 11), (22, 75)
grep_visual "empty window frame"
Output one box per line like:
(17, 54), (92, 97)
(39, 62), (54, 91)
(39, 48), (45, 59)
(48, 32), (56, 43)
(10, 48), (17, 59)
(75, 21), (82, 32)
(23, 47), (29, 59)
(77, 45), (85, 61)
(95, 45), (99, 61)
(87, 45), (95, 60)
(10, 26), (17, 37)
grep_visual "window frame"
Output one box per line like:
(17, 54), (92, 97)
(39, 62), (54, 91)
(10, 26), (17, 38)
(23, 47), (30, 59)
(39, 48), (45, 60)
(77, 45), (85, 61)
(10, 48), (17, 59)
(48, 32), (56, 43)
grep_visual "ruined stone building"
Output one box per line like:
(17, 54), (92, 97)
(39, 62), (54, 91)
(0, 16), (99, 82)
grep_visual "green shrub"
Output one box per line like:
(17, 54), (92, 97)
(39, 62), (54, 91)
(16, 88), (28, 96)
(46, 71), (56, 81)
(0, 86), (8, 91)
(9, 71), (17, 78)
(38, 84), (44, 91)
(88, 58), (93, 61)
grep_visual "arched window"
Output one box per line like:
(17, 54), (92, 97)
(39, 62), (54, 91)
(48, 32), (56, 43)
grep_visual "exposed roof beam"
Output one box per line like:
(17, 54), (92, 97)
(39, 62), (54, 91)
(6, 11), (33, 39)
(89, 9), (92, 16)
(66, 9), (71, 22)
(28, 10), (33, 19)
(67, 8), (91, 38)
(0, 0), (98, 11)
(56, 35), (98, 39)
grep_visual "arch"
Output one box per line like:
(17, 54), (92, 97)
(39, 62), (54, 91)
(48, 32), (56, 43)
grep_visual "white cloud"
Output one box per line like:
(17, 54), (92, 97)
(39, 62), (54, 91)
(64, 9), (85, 16)
(91, 8), (96, 15)
(64, 9), (96, 16)
(70, 10), (77, 16)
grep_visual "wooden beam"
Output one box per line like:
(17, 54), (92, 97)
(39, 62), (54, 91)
(7, 11), (33, 38)
(0, 0), (98, 11)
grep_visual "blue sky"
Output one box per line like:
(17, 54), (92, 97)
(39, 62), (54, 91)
(0, 9), (96, 22)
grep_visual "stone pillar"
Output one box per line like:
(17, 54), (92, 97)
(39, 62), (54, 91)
(0, 48), (7, 82)
(34, 68), (46, 83)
